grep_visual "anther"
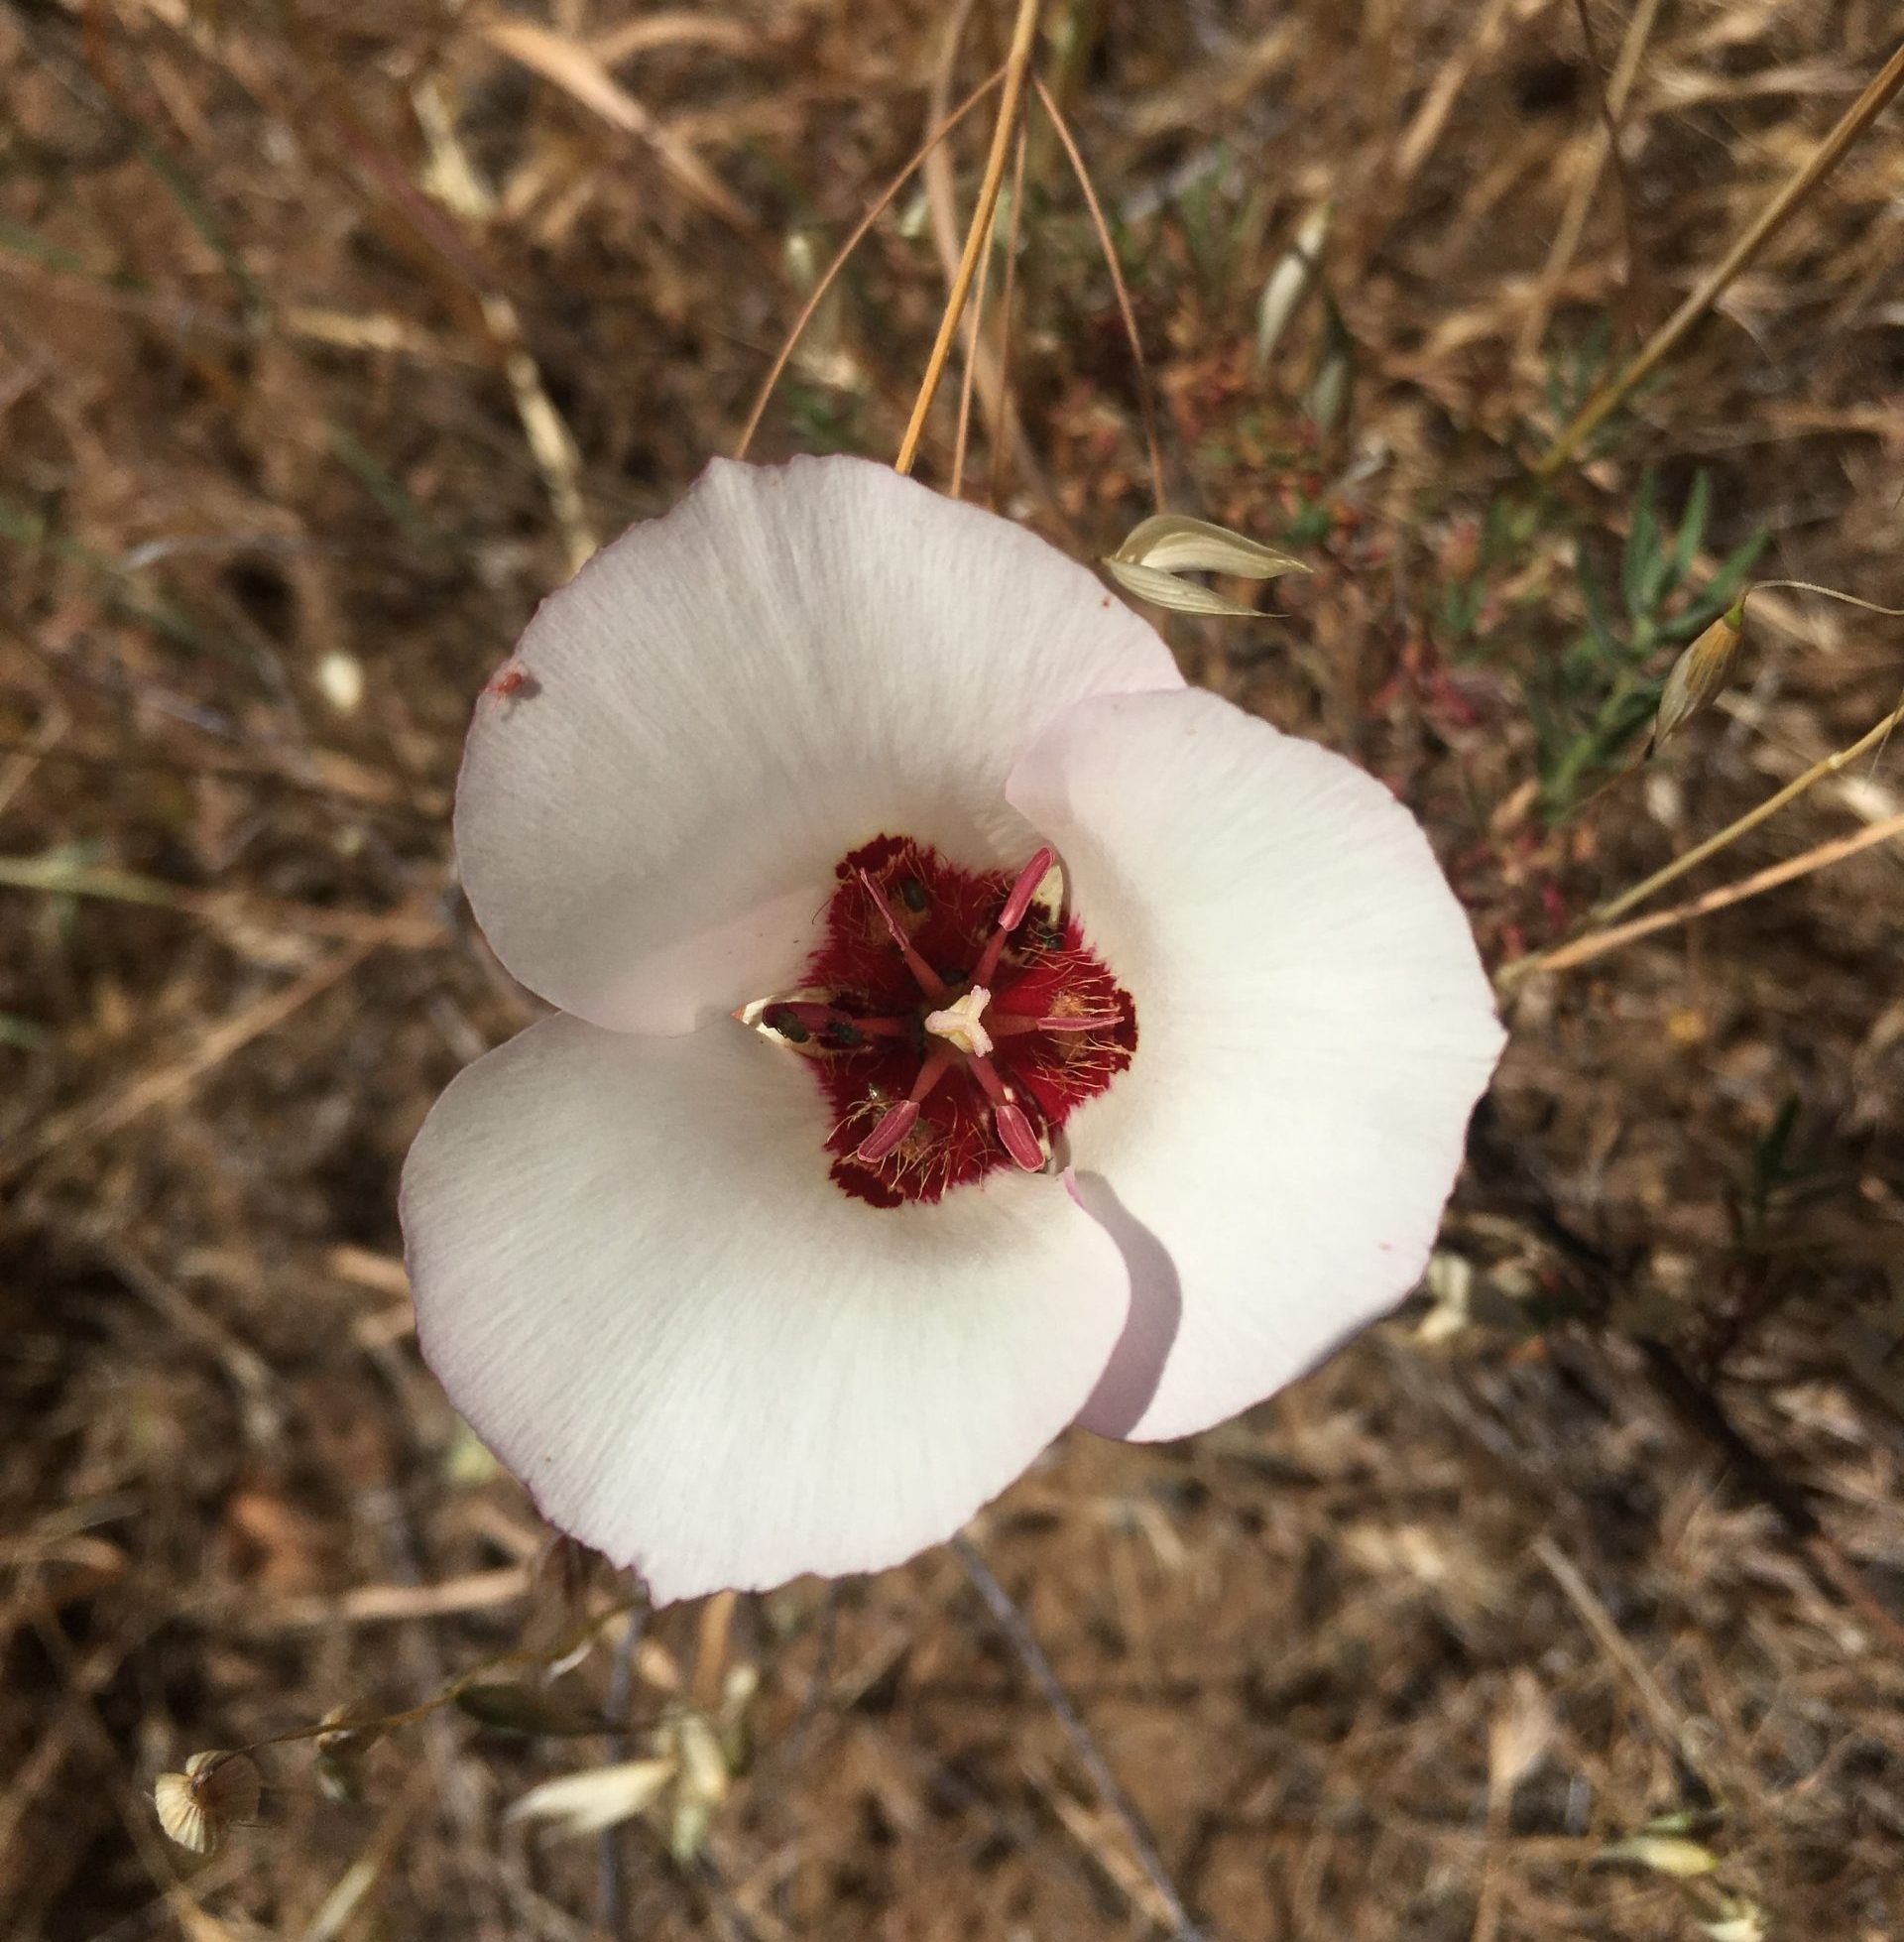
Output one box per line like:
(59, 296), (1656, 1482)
(966, 1054), (1047, 1172)
(855, 1099), (918, 1163)
(857, 869), (949, 999)
(853, 1045), (954, 1165)
(973, 845), (1056, 987)
(993, 1100), (1046, 1171)
(989, 1009), (1124, 1037)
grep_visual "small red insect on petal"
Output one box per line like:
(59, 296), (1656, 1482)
(482, 665), (539, 702)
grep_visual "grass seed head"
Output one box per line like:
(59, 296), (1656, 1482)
(154, 1751), (261, 1855)
(1650, 603), (1745, 753)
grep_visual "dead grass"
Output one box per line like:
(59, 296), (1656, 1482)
(3, 1), (1902, 1937)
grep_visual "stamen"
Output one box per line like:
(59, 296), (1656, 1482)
(989, 1009), (1124, 1036)
(972, 844), (1056, 987)
(854, 1045), (954, 1164)
(966, 1054), (1047, 1172)
(857, 869), (949, 999)
(855, 1100), (918, 1163)
(763, 1001), (909, 1042)
(758, 834), (1132, 1205)
(993, 1099), (1046, 1172)
(999, 845), (1056, 931)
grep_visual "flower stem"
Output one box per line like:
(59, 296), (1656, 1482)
(894, 0), (1043, 478)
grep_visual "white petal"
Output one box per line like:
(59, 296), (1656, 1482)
(1008, 689), (1503, 1442)
(401, 1015), (1130, 1603)
(456, 457), (1182, 1032)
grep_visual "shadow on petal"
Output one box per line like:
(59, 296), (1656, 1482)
(1068, 1170), (1181, 1438)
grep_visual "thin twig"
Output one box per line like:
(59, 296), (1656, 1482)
(598, 1601), (653, 1937)
(733, 69), (1006, 460)
(1533, 1535), (1706, 1776)
(894, 0), (1042, 477)
(1569, 0), (1642, 304)
(1588, 694), (1904, 931)
(1505, 806), (1904, 981)
(1537, 36), (1904, 475)
(1030, 74), (1167, 515)
(989, 120), (1030, 510)
(0, 920), (409, 1185)
(949, 141), (998, 500)
(953, 1536), (1207, 1942)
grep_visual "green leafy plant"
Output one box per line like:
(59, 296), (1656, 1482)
(1533, 470), (1765, 812)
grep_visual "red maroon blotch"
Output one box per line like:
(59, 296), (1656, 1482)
(786, 834), (1136, 1207)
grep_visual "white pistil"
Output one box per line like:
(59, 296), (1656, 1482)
(923, 985), (995, 1060)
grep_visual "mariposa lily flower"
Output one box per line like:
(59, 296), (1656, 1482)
(401, 456), (1503, 1605)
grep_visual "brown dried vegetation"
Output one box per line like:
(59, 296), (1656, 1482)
(3, 1), (1902, 1937)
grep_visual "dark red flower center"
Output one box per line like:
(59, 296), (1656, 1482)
(749, 835), (1136, 1207)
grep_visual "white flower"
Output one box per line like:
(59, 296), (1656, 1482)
(400, 456), (1503, 1605)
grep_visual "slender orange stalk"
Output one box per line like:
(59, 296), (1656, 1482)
(734, 69), (1006, 461)
(894, 0), (1043, 477)
(950, 128), (1005, 500)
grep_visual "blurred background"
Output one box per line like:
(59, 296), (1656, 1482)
(3, 1), (1903, 1936)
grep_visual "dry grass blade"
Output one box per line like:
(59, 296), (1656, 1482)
(1390, 0), (1516, 191)
(1510, 807), (1904, 980)
(0, 854), (445, 948)
(894, 0), (1043, 478)
(258, 1568), (534, 1633)
(1518, 0), (1665, 357)
(924, 0), (1052, 512)
(0, 920), (409, 1185)
(988, 116), (1031, 508)
(1533, 1537), (1705, 1775)
(733, 69), (1007, 460)
(587, 13), (757, 64)
(948, 123), (1004, 502)
(1538, 36), (1904, 473)
(414, 78), (597, 572)
(1596, 650), (1904, 928)
(480, 19), (750, 231)
(1030, 75), (1166, 514)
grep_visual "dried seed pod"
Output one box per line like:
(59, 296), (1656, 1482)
(1110, 513), (1309, 581)
(154, 1751), (261, 1854)
(1255, 199), (1332, 369)
(1600, 1831), (1722, 1878)
(312, 1703), (384, 1803)
(507, 1756), (679, 1839)
(1302, 298), (1356, 435)
(1102, 558), (1268, 617)
(1649, 604), (1744, 753)
(673, 1714), (731, 1809)
(1103, 514), (1309, 618)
